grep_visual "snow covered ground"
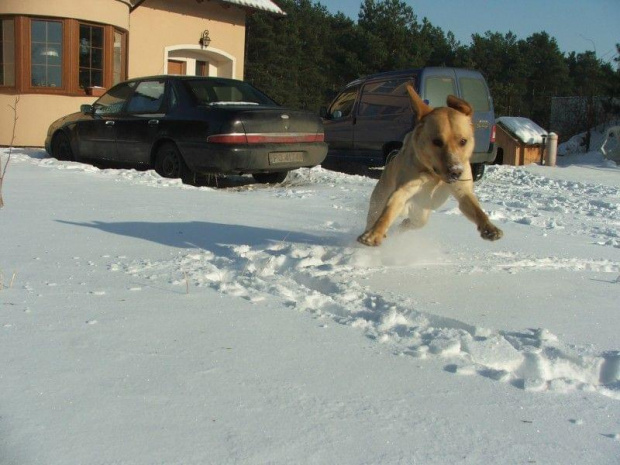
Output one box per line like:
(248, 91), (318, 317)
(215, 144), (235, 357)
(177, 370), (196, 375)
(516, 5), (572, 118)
(1, 146), (619, 464)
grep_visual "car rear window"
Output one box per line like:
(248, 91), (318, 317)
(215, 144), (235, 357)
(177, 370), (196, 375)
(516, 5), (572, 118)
(459, 77), (490, 112)
(184, 79), (277, 107)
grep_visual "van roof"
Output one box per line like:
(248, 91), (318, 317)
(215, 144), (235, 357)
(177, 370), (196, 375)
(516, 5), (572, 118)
(343, 67), (484, 89)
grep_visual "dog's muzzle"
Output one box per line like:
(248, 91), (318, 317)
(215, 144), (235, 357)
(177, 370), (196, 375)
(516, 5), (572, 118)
(447, 164), (464, 183)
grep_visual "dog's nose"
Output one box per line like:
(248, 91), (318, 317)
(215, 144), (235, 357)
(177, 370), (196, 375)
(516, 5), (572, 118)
(448, 164), (463, 182)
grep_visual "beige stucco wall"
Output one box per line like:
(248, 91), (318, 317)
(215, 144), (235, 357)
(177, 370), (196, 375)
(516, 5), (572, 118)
(128, 0), (246, 79)
(1, 94), (97, 148)
(1, 0), (248, 147)
(0, 0), (131, 146)
(0, 0), (130, 30)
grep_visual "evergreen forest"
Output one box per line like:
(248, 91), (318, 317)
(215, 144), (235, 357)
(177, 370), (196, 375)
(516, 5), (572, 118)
(245, 0), (620, 135)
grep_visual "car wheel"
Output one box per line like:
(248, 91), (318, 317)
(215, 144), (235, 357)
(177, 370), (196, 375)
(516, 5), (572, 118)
(252, 171), (288, 184)
(52, 132), (74, 161)
(471, 163), (485, 182)
(155, 142), (190, 179)
(385, 148), (400, 165)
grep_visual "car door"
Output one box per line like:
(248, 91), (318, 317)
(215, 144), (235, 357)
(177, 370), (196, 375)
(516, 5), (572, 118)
(76, 81), (136, 161)
(114, 79), (167, 164)
(322, 85), (360, 160)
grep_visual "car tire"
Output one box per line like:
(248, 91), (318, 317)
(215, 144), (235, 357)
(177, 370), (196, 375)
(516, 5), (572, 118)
(52, 132), (74, 161)
(385, 148), (400, 165)
(252, 171), (288, 184)
(471, 163), (485, 182)
(155, 142), (190, 180)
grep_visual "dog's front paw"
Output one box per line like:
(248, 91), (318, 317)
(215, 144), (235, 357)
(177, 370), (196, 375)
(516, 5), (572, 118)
(357, 230), (385, 247)
(479, 223), (503, 241)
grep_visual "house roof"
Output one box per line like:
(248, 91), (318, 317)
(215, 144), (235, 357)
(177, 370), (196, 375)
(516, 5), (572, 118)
(129, 0), (285, 15)
(220, 0), (285, 15)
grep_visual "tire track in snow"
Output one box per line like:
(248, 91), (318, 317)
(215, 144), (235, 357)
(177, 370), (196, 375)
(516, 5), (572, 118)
(116, 242), (620, 400)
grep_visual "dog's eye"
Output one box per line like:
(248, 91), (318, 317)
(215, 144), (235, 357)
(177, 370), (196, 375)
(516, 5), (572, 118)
(459, 138), (468, 146)
(432, 139), (443, 148)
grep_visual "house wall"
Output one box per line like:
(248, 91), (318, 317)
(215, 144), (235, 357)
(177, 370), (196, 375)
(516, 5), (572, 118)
(128, 0), (246, 79)
(523, 146), (543, 165)
(1, 0), (247, 147)
(0, 0), (130, 30)
(0, 0), (131, 146)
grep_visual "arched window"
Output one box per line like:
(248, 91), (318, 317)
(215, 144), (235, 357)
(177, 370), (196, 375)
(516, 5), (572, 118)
(0, 16), (127, 96)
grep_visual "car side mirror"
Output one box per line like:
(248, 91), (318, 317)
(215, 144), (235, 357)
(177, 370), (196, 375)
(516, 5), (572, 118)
(80, 104), (93, 114)
(332, 110), (342, 120)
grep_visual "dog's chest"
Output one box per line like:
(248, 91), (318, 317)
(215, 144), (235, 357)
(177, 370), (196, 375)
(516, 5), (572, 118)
(409, 181), (450, 210)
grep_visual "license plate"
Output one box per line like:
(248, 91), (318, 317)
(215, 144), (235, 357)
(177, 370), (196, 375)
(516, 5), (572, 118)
(269, 151), (304, 164)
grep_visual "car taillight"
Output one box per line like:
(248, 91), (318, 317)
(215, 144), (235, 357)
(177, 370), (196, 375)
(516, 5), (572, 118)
(207, 133), (324, 144)
(207, 134), (249, 144)
(490, 124), (496, 143)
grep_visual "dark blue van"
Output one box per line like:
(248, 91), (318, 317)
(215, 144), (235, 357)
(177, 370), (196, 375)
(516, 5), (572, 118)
(322, 67), (496, 180)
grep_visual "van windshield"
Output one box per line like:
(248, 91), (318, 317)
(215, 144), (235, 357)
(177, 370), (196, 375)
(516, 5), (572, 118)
(459, 77), (490, 112)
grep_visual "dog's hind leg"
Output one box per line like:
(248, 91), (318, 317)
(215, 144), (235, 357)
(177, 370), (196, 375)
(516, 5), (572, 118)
(400, 206), (430, 231)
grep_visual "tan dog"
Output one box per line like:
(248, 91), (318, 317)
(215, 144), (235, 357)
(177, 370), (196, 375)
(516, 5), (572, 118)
(357, 84), (503, 246)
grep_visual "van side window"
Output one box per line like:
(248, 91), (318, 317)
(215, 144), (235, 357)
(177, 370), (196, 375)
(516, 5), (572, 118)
(357, 79), (413, 117)
(425, 77), (456, 108)
(459, 77), (490, 112)
(328, 86), (359, 119)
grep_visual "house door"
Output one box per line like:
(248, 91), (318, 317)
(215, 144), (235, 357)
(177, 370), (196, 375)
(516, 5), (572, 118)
(167, 60), (186, 75)
(196, 60), (209, 77)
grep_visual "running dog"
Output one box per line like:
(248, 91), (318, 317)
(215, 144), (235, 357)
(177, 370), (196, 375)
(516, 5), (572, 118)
(357, 84), (503, 246)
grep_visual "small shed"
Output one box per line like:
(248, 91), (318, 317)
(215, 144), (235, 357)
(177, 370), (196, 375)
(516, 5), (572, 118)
(496, 117), (548, 165)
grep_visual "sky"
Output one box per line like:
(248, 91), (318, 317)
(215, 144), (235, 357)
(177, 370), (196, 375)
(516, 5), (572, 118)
(318, 0), (619, 63)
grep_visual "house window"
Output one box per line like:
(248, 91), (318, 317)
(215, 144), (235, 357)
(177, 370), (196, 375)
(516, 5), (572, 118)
(0, 15), (127, 95)
(31, 19), (63, 88)
(79, 24), (104, 89)
(0, 18), (15, 86)
(113, 30), (124, 85)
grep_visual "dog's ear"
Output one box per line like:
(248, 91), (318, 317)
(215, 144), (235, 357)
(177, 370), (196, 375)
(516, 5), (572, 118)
(406, 83), (432, 122)
(446, 95), (473, 117)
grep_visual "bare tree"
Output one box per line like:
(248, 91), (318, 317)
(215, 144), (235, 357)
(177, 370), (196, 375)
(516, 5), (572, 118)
(0, 96), (19, 209)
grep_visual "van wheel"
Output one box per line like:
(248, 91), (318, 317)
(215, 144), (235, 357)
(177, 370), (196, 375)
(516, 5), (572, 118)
(253, 171), (288, 184)
(471, 163), (485, 182)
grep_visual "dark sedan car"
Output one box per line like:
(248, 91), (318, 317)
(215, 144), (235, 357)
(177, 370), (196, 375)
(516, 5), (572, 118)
(45, 76), (327, 184)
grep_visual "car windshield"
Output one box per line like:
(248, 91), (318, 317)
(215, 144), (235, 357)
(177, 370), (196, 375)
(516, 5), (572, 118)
(184, 79), (277, 107)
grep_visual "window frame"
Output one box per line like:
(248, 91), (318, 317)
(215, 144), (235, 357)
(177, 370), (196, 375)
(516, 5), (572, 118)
(0, 17), (17, 88)
(0, 15), (127, 96)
